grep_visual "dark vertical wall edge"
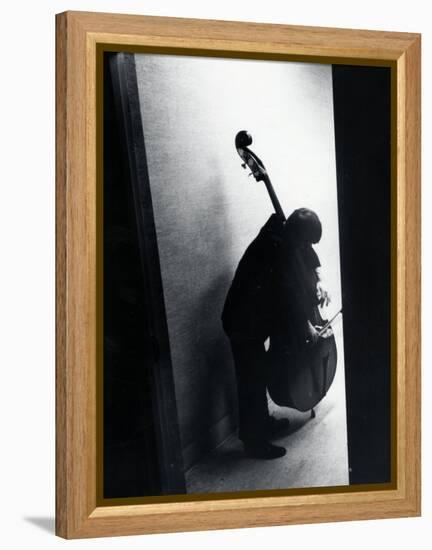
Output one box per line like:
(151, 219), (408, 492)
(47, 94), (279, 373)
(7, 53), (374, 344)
(332, 65), (392, 484)
(106, 52), (186, 496)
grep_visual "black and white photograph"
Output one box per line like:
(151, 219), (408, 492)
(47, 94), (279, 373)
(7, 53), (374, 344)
(102, 51), (391, 500)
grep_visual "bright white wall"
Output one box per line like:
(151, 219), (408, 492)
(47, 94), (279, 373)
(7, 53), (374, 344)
(0, 0), (429, 549)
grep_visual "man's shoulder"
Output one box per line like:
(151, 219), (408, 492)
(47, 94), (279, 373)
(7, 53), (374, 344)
(239, 217), (283, 265)
(247, 214), (284, 250)
(259, 213), (285, 239)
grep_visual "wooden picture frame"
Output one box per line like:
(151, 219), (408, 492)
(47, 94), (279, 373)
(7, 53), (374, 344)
(56, 11), (421, 539)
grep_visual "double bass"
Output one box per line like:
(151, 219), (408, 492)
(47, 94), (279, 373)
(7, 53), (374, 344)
(235, 130), (341, 417)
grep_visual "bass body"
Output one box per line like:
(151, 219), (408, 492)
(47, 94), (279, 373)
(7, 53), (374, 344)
(267, 307), (338, 412)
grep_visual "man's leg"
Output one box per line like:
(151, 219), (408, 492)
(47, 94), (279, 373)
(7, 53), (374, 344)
(230, 338), (286, 459)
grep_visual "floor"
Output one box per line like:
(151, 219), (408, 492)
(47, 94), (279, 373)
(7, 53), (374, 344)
(185, 331), (349, 494)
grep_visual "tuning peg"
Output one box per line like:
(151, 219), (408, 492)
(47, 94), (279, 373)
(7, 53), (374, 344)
(241, 163), (246, 169)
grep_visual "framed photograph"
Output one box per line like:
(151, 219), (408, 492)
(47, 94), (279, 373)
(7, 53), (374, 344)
(56, 11), (421, 539)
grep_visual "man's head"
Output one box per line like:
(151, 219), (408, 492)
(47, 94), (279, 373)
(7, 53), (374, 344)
(283, 208), (322, 245)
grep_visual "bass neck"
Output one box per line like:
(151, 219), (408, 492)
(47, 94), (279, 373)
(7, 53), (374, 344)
(262, 174), (286, 223)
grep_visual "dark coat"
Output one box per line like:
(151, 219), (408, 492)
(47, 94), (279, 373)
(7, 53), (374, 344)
(221, 214), (284, 340)
(222, 214), (320, 343)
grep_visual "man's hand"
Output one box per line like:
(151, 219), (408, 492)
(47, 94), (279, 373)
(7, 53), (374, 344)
(319, 326), (333, 339)
(306, 321), (320, 346)
(315, 267), (331, 307)
(316, 280), (331, 307)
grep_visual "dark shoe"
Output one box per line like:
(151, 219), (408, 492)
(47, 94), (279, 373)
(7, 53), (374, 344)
(244, 441), (286, 459)
(267, 416), (291, 437)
